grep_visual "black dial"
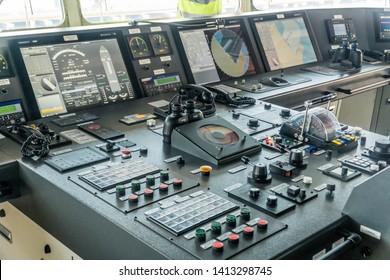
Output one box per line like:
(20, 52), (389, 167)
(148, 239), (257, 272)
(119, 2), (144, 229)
(129, 35), (151, 59)
(149, 33), (171, 55)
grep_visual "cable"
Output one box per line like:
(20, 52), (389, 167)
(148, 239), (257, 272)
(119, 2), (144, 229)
(20, 125), (51, 159)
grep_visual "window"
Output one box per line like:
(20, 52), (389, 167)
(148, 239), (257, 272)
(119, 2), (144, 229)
(252, 0), (388, 11)
(0, 0), (64, 31)
(80, 0), (240, 24)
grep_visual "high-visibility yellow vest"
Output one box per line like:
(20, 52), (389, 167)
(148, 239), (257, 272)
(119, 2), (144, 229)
(177, 0), (222, 18)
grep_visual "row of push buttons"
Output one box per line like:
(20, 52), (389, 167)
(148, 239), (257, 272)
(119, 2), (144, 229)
(183, 206), (269, 253)
(0, 112), (25, 127)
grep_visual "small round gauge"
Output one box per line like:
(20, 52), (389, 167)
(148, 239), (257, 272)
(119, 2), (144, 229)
(149, 33), (171, 55)
(0, 53), (11, 78)
(129, 36), (151, 59)
(41, 75), (57, 92)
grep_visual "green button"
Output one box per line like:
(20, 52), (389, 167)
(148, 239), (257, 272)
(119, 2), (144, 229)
(116, 185), (126, 196)
(240, 207), (251, 220)
(195, 228), (206, 242)
(211, 221), (221, 234)
(226, 214), (236, 227)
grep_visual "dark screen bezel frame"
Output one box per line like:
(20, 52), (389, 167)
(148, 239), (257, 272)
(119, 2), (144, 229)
(374, 12), (390, 42)
(248, 11), (322, 72)
(10, 29), (137, 120)
(171, 17), (262, 84)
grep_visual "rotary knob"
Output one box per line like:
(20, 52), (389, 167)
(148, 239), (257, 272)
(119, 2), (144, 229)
(249, 187), (260, 198)
(247, 118), (260, 127)
(374, 139), (390, 154)
(266, 195), (278, 207)
(280, 109), (291, 118)
(289, 149), (307, 168)
(251, 163), (272, 183)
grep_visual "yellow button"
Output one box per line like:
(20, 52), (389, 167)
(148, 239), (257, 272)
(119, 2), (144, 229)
(199, 165), (212, 175)
(332, 140), (341, 145)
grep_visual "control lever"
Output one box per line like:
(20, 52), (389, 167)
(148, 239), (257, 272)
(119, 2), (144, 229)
(299, 93), (337, 141)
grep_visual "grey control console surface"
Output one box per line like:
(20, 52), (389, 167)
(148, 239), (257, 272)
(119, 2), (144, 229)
(1, 94), (389, 260)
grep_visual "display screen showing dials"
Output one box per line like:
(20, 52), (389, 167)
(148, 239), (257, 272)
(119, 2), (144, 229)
(0, 49), (13, 78)
(128, 32), (172, 59)
(18, 37), (135, 118)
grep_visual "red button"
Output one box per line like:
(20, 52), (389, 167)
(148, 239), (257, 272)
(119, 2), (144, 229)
(243, 226), (254, 237)
(144, 188), (154, 197)
(228, 233), (239, 244)
(129, 194), (138, 203)
(172, 179), (183, 188)
(212, 241), (224, 252)
(159, 183), (168, 192)
(257, 219), (268, 229)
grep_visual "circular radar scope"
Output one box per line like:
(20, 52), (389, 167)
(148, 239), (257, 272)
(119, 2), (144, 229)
(197, 125), (239, 146)
(210, 29), (250, 77)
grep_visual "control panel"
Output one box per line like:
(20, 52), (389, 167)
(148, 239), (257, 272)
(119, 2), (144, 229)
(326, 18), (357, 44)
(126, 24), (187, 96)
(0, 99), (26, 127)
(1, 8), (390, 260)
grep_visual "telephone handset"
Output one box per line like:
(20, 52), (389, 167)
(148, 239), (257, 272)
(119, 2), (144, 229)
(362, 50), (384, 62)
(205, 86), (256, 107)
(179, 84), (216, 117)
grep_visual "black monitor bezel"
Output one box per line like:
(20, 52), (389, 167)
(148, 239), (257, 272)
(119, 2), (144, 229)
(374, 12), (390, 42)
(248, 11), (322, 72)
(11, 29), (137, 120)
(171, 17), (262, 84)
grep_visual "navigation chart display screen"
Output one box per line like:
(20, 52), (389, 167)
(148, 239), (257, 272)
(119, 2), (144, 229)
(252, 13), (319, 71)
(18, 35), (135, 118)
(177, 19), (257, 85)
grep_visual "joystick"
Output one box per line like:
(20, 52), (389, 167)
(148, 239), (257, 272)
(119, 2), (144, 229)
(241, 156), (272, 184)
(366, 138), (390, 161)
(373, 139), (390, 154)
(289, 149), (308, 168)
(162, 100), (204, 144)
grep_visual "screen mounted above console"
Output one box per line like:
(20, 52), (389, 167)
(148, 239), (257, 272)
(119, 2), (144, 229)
(375, 12), (390, 42)
(175, 18), (258, 85)
(15, 32), (135, 118)
(250, 12), (321, 72)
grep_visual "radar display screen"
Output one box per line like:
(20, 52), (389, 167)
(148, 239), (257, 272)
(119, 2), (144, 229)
(17, 34), (135, 118)
(177, 19), (257, 85)
(250, 12), (320, 71)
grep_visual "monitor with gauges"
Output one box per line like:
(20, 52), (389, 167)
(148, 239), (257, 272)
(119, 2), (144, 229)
(13, 31), (136, 119)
